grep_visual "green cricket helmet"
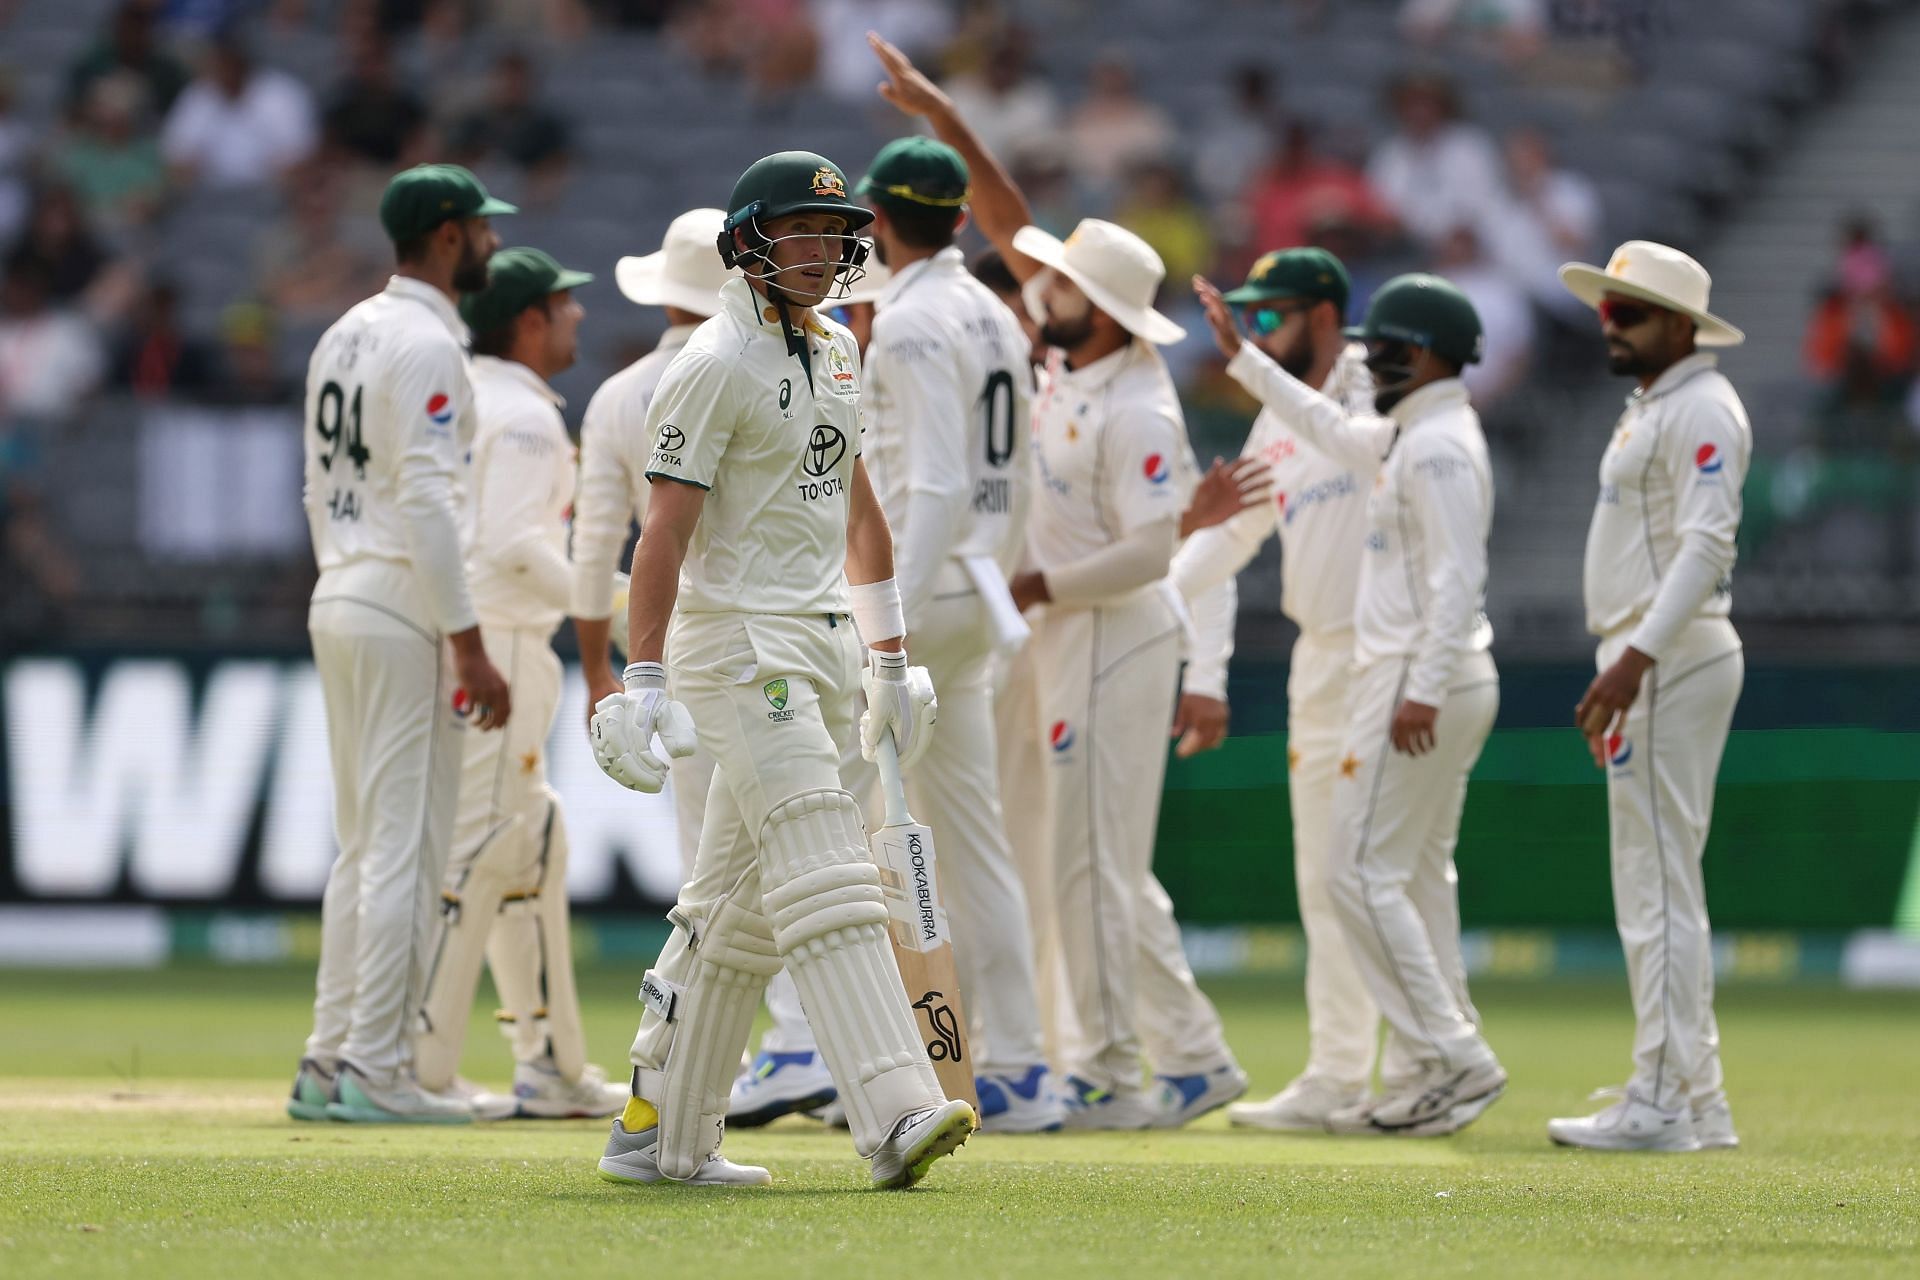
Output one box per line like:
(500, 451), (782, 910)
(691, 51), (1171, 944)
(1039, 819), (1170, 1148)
(1344, 272), (1484, 367)
(717, 150), (874, 288)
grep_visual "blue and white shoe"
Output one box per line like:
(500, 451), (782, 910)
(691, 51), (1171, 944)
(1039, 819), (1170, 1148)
(286, 1057), (338, 1122)
(975, 1064), (1067, 1133)
(726, 1050), (837, 1128)
(1056, 1075), (1157, 1130)
(1149, 1061), (1250, 1128)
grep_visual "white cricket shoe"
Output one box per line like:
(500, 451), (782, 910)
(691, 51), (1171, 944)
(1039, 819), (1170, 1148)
(1149, 1061), (1250, 1128)
(870, 1099), (976, 1189)
(975, 1064), (1068, 1133)
(326, 1064), (473, 1124)
(726, 1050), (838, 1128)
(597, 1111), (771, 1186)
(1056, 1076), (1159, 1130)
(1228, 1075), (1367, 1132)
(1549, 1089), (1700, 1151)
(511, 1059), (629, 1119)
(443, 1075), (519, 1121)
(1368, 1056), (1507, 1131)
(1692, 1092), (1739, 1149)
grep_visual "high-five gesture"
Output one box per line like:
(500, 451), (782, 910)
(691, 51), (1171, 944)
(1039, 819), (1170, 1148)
(869, 31), (952, 119)
(1193, 275), (1244, 360)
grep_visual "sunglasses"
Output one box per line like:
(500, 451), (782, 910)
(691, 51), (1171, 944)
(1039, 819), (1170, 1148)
(1598, 299), (1663, 330)
(1243, 302), (1311, 336)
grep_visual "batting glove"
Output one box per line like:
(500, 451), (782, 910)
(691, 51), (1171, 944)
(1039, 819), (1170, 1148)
(860, 649), (937, 768)
(590, 661), (698, 793)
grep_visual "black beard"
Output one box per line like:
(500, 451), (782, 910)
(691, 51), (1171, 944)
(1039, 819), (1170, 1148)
(1040, 313), (1094, 349)
(453, 249), (491, 295)
(1607, 343), (1649, 376)
(1278, 339), (1314, 379)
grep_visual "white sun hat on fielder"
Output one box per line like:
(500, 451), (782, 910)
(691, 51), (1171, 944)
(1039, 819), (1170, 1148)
(1012, 218), (1186, 345)
(616, 207), (732, 316)
(1558, 240), (1744, 347)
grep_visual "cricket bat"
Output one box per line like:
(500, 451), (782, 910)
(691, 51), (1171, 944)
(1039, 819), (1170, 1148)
(870, 732), (978, 1111)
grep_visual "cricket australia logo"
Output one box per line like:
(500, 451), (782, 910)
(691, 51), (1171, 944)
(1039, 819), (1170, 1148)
(913, 990), (964, 1064)
(811, 166), (847, 198)
(763, 678), (793, 722)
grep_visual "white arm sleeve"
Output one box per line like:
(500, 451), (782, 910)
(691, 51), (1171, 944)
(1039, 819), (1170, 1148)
(391, 338), (479, 635)
(1180, 575), (1237, 700)
(1045, 515), (1179, 605)
(877, 314), (971, 622)
(1226, 341), (1398, 471)
(570, 380), (641, 619)
(473, 416), (573, 615)
(1402, 442), (1489, 708)
(1628, 399), (1748, 660)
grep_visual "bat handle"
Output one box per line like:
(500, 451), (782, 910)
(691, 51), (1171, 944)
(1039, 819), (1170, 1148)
(876, 729), (912, 829)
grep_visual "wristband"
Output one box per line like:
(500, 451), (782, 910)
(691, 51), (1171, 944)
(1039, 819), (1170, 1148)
(849, 577), (906, 644)
(623, 660), (667, 692)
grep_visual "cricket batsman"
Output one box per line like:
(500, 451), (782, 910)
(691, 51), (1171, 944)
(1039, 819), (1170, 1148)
(411, 248), (629, 1119)
(290, 164), (516, 1124)
(1549, 242), (1749, 1153)
(590, 150), (973, 1188)
(1195, 271), (1506, 1134)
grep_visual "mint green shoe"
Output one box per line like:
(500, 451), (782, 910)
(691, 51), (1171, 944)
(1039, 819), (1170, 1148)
(324, 1066), (473, 1124)
(287, 1058), (338, 1122)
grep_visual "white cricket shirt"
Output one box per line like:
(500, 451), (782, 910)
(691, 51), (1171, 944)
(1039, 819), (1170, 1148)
(644, 278), (864, 616)
(859, 247), (1033, 618)
(464, 355), (576, 635)
(1583, 352), (1749, 659)
(569, 323), (697, 620)
(302, 275), (478, 635)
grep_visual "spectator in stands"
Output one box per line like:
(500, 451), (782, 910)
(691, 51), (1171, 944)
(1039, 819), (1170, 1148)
(0, 484), (82, 644)
(1431, 223), (1533, 410)
(66, 0), (191, 123)
(1400, 0), (1545, 65)
(0, 72), (33, 248)
(1194, 64), (1281, 209)
(251, 164), (387, 326)
(447, 53), (572, 200)
(6, 186), (111, 304)
(1114, 159), (1214, 298)
(1064, 54), (1176, 194)
(49, 74), (169, 236)
(199, 301), (295, 406)
(1478, 126), (1601, 324)
(1243, 120), (1393, 269)
(943, 27), (1060, 165)
(673, 0), (818, 107)
(113, 277), (214, 400)
(161, 33), (318, 189)
(0, 256), (106, 426)
(1366, 70), (1502, 250)
(812, 0), (952, 102)
(321, 32), (428, 168)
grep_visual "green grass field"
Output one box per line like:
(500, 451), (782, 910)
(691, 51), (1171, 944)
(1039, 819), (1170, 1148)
(2, 965), (1917, 1279)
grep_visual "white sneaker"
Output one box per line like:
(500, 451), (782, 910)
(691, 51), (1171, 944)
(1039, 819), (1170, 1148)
(511, 1060), (628, 1119)
(975, 1065), (1068, 1133)
(1149, 1061), (1250, 1128)
(726, 1050), (838, 1128)
(326, 1064), (473, 1124)
(1548, 1090), (1701, 1152)
(597, 1112), (772, 1186)
(1056, 1076), (1159, 1130)
(870, 1099), (976, 1189)
(1369, 1056), (1507, 1131)
(1228, 1075), (1367, 1132)
(444, 1075), (519, 1121)
(1691, 1092), (1738, 1149)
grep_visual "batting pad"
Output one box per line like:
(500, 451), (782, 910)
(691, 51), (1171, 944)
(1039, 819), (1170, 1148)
(630, 890), (781, 1180)
(760, 789), (942, 1156)
(415, 811), (528, 1091)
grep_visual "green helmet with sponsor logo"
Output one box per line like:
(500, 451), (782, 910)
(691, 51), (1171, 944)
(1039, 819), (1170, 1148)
(716, 150), (874, 277)
(1344, 273), (1484, 367)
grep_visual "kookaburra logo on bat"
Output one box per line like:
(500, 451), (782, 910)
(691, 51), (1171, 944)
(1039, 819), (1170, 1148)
(914, 990), (963, 1062)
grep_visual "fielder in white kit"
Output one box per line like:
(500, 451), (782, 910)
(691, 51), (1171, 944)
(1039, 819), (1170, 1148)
(1549, 242), (1749, 1153)
(1196, 272), (1506, 1134)
(728, 134), (1064, 1133)
(411, 247), (628, 1119)
(590, 150), (972, 1189)
(290, 164), (517, 1124)
(571, 207), (731, 880)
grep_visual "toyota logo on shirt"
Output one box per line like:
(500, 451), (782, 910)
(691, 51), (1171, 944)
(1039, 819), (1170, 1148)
(657, 425), (686, 453)
(804, 425), (847, 477)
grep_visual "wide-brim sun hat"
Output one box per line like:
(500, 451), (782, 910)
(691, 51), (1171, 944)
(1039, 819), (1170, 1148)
(1011, 219), (1185, 345)
(616, 207), (732, 316)
(1559, 239), (1744, 347)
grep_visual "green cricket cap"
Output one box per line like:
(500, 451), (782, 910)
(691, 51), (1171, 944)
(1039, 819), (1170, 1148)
(379, 163), (517, 244)
(1223, 247), (1351, 314)
(857, 136), (971, 209)
(458, 247), (593, 334)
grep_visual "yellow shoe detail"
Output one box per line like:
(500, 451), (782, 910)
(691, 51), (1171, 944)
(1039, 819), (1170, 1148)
(621, 1096), (659, 1132)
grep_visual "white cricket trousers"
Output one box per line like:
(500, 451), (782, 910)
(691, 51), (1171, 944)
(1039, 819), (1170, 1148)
(761, 567), (1051, 1074)
(1601, 617), (1742, 1113)
(1286, 629), (1382, 1092)
(1329, 648), (1498, 1074)
(306, 561), (464, 1082)
(1027, 587), (1233, 1094)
